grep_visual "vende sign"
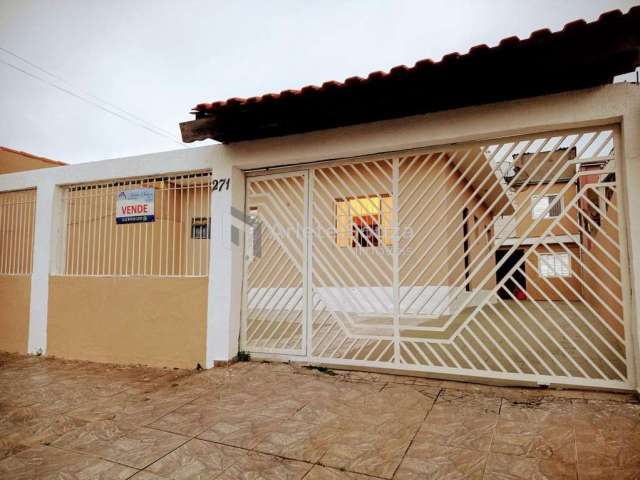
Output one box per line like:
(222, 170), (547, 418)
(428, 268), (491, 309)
(116, 188), (155, 224)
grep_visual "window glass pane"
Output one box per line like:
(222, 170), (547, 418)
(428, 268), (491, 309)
(539, 254), (555, 277)
(532, 195), (560, 218)
(532, 196), (549, 218)
(349, 197), (380, 216)
(335, 195), (391, 247)
(191, 217), (210, 239)
(381, 196), (393, 246)
(548, 196), (562, 217)
(336, 200), (350, 247)
(539, 252), (570, 277)
(557, 253), (570, 276)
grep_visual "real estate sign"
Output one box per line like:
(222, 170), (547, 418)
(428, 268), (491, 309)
(116, 188), (155, 224)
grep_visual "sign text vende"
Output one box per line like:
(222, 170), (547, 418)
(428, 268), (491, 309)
(116, 188), (155, 224)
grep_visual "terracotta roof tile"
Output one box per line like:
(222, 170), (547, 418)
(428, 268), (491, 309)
(184, 7), (640, 143)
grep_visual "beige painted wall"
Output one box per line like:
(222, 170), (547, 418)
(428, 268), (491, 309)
(525, 243), (582, 302)
(0, 147), (65, 174)
(399, 153), (496, 290)
(47, 276), (207, 368)
(0, 275), (30, 353)
(513, 182), (579, 238)
(581, 191), (623, 337)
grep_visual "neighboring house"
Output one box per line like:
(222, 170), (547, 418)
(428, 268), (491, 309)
(495, 146), (622, 334)
(495, 148), (582, 302)
(0, 147), (65, 174)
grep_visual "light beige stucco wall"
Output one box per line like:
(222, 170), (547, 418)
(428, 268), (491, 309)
(513, 183), (579, 238)
(47, 276), (207, 368)
(0, 275), (30, 353)
(581, 191), (624, 337)
(0, 147), (65, 174)
(525, 243), (582, 302)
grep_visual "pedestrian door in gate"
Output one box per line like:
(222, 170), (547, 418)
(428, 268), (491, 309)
(241, 172), (308, 355)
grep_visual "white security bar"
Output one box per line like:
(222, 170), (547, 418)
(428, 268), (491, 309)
(60, 171), (212, 277)
(0, 189), (36, 275)
(241, 124), (631, 389)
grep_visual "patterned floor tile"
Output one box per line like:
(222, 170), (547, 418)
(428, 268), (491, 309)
(0, 445), (137, 480)
(0, 355), (638, 479)
(304, 465), (377, 479)
(146, 439), (246, 479)
(394, 443), (487, 480)
(484, 452), (577, 480)
(214, 450), (311, 479)
(197, 412), (277, 449)
(52, 419), (189, 469)
(415, 390), (501, 452)
(252, 417), (338, 462)
(573, 400), (640, 476)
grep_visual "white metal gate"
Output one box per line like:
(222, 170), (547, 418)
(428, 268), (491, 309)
(242, 172), (308, 355)
(241, 125), (632, 389)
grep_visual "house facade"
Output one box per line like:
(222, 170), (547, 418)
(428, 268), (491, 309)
(1, 8), (640, 392)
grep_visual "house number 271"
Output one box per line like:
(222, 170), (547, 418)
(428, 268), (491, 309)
(212, 178), (230, 191)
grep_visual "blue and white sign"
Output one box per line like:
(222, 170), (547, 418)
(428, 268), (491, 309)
(116, 188), (155, 224)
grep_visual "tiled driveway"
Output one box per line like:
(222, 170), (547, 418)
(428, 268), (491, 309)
(0, 352), (638, 479)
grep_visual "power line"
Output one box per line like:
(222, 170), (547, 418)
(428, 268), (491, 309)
(0, 47), (184, 146)
(1, 45), (182, 141)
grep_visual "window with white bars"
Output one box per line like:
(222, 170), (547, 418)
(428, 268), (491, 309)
(0, 189), (36, 275)
(539, 253), (570, 278)
(532, 195), (562, 219)
(60, 171), (212, 277)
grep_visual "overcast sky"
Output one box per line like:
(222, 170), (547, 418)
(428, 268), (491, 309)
(0, 0), (638, 164)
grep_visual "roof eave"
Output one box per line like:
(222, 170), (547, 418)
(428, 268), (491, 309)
(182, 7), (640, 144)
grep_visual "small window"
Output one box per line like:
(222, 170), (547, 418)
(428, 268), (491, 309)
(335, 195), (392, 247)
(191, 217), (210, 239)
(539, 253), (570, 278)
(532, 195), (562, 219)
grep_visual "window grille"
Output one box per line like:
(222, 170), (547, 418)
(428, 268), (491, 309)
(60, 171), (212, 277)
(191, 217), (211, 239)
(539, 253), (571, 278)
(0, 189), (36, 275)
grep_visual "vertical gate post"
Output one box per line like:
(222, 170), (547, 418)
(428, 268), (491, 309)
(27, 182), (62, 355)
(392, 157), (400, 364)
(206, 164), (245, 367)
(621, 118), (640, 391)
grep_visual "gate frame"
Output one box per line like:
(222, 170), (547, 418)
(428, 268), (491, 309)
(241, 122), (637, 392)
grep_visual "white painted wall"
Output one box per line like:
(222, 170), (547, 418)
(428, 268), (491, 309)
(206, 164), (245, 367)
(1, 83), (639, 389)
